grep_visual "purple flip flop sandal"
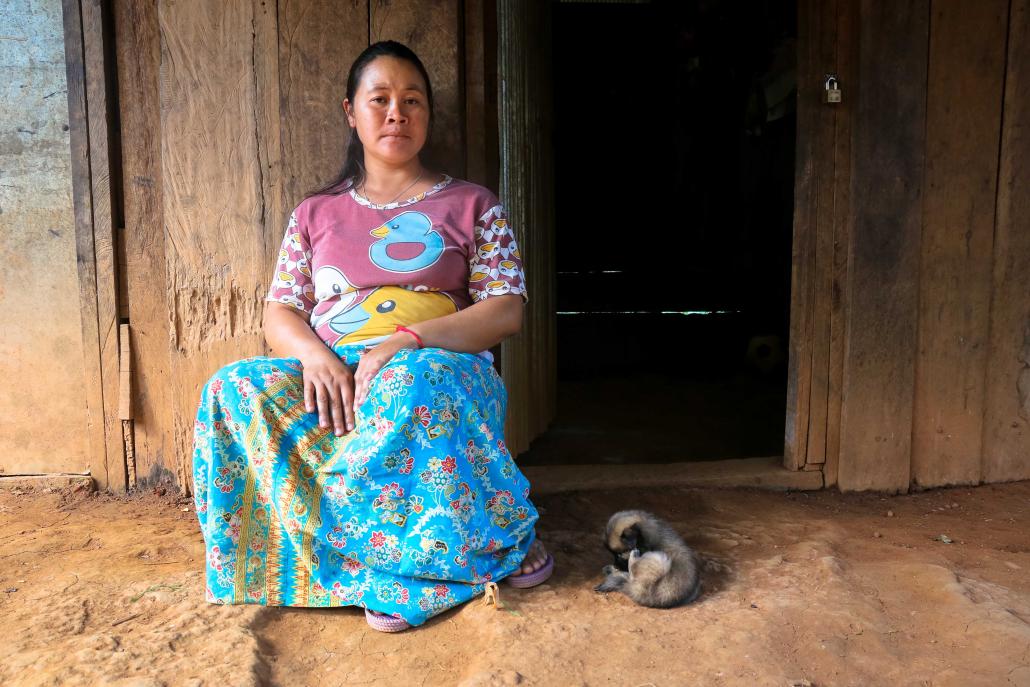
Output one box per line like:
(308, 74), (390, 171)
(365, 607), (411, 633)
(506, 553), (555, 589)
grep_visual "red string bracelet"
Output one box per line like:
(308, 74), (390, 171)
(395, 325), (424, 349)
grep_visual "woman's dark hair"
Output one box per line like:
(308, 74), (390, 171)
(307, 41), (434, 198)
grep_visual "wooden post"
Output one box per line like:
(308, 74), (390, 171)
(496, 0), (557, 458)
(113, 0), (174, 489)
(63, 0), (127, 492)
(784, 0), (841, 472)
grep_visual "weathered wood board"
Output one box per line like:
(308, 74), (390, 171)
(785, 0), (839, 470)
(912, 0), (1008, 487)
(982, 0), (1030, 484)
(157, 0), (271, 491)
(838, 1), (929, 492)
(372, 0), (464, 180)
(114, 0), (174, 487)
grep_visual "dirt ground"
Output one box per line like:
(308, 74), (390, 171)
(1, 479), (1029, 687)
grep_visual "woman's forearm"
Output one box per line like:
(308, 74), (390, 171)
(403, 294), (523, 353)
(263, 302), (334, 363)
(264, 295), (523, 359)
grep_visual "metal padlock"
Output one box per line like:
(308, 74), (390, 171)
(824, 74), (842, 104)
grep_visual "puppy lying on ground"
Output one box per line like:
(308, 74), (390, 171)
(595, 509), (702, 608)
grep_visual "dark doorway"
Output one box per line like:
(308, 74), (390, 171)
(520, 0), (798, 466)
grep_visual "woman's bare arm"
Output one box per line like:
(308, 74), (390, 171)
(263, 301), (327, 360)
(402, 293), (524, 352)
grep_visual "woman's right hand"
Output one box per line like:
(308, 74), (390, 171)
(299, 348), (356, 436)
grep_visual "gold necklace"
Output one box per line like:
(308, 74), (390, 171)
(361, 170), (424, 207)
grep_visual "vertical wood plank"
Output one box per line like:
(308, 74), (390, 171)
(114, 0), (174, 488)
(783, 0), (820, 470)
(81, 0), (126, 490)
(495, 0), (555, 457)
(118, 323), (132, 420)
(803, 0), (840, 467)
(372, 0), (464, 179)
(64, 0), (125, 490)
(277, 0), (367, 208)
(254, 0), (283, 364)
(912, 0), (1008, 487)
(158, 0), (270, 494)
(983, 0), (1030, 483)
(63, 0), (109, 487)
(531, 0), (556, 440)
(498, 0), (528, 456)
(838, 0), (929, 492)
(823, 0), (858, 488)
(786, 0), (852, 477)
(465, 0), (488, 187)
(539, 1), (557, 435)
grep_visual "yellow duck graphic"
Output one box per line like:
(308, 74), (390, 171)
(329, 286), (457, 350)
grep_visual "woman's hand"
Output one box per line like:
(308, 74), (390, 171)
(299, 347), (357, 436)
(353, 331), (420, 407)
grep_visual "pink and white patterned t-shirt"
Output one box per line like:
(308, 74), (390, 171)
(265, 175), (527, 353)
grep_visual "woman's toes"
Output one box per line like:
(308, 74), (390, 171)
(514, 538), (550, 575)
(522, 541), (547, 573)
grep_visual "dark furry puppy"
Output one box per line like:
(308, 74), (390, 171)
(595, 509), (701, 608)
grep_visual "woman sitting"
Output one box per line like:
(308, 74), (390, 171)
(192, 40), (552, 633)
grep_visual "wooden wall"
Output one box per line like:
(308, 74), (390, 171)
(110, 0), (508, 494)
(60, 0), (1028, 493)
(790, 0), (1030, 491)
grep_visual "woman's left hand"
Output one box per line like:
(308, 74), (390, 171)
(353, 331), (420, 407)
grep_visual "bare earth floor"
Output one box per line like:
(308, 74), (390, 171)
(1, 479), (1029, 687)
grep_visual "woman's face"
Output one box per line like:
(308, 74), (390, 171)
(344, 56), (430, 168)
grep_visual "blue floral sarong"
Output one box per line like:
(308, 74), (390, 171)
(191, 345), (539, 626)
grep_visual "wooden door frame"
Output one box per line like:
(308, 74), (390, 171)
(783, 0), (855, 485)
(496, 0), (854, 475)
(496, 0), (558, 458)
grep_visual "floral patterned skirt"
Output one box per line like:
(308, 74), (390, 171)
(191, 345), (538, 626)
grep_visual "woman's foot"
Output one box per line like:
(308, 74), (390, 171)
(507, 536), (554, 588)
(519, 539), (549, 575)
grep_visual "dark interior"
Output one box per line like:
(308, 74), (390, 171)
(520, 0), (798, 465)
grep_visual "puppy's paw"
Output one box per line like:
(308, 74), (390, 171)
(629, 549), (642, 562)
(601, 564), (617, 576)
(595, 568), (629, 593)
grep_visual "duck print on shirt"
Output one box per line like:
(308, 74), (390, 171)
(368, 211), (445, 273)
